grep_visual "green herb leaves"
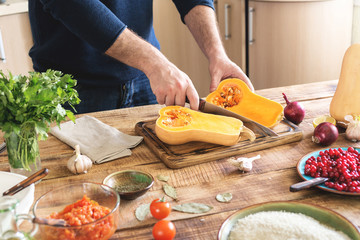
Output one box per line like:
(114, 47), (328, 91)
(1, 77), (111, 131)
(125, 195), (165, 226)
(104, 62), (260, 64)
(0, 70), (80, 171)
(0, 70), (80, 139)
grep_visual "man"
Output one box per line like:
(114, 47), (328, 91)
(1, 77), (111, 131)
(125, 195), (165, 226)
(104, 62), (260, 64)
(28, 0), (253, 113)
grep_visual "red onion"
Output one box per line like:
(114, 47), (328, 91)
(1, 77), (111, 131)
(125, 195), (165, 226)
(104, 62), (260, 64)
(312, 122), (339, 146)
(282, 93), (305, 125)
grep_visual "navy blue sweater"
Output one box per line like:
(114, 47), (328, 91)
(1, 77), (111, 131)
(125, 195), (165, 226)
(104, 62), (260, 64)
(28, 0), (214, 86)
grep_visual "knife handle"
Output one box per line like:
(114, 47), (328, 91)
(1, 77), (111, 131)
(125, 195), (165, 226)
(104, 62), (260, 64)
(290, 177), (328, 192)
(3, 168), (49, 196)
(0, 142), (6, 153)
(199, 98), (206, 110)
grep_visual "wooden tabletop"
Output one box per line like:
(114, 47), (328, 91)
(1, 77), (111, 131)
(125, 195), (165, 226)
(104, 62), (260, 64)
(1, 79), (359, 239)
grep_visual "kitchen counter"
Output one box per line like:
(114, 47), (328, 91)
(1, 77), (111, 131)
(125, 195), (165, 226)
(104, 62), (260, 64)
(0, 0), (27, 16)
(0, 80), (359, 239)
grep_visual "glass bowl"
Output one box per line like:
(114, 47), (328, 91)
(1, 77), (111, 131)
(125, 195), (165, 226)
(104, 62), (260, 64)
(103, 170), (154, 200)
(32, 182), (120, 240)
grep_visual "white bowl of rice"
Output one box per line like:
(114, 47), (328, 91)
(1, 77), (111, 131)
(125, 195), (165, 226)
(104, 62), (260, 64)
(218, 201), (360, 240)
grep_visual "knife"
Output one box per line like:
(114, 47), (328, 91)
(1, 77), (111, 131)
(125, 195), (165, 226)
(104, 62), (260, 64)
(198, 99), (278, 136)
(289, 177), (328, 192)
(3, 168), (49, 196)
(0, 142), (5, 153)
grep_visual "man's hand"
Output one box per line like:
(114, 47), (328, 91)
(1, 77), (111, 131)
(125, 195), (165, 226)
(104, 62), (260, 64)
(147, 60), (199, 110)
(209, 56), (254, 92)
(184, 5), (254, 93)
(105, 28), (199, 110)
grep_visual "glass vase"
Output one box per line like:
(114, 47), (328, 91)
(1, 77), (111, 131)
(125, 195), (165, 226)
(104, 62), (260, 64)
(5, 123), (41, 177)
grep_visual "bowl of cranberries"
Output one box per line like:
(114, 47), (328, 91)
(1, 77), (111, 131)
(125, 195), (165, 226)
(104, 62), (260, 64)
(297, 147), (360, 195)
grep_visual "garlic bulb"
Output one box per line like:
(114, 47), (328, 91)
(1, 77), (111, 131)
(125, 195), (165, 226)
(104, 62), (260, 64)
(67, 145), (93, 174)
(344, 115), (360, 142)
(227, 155), (261, 172)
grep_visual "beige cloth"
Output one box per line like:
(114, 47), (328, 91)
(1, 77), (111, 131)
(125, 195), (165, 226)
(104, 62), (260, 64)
(50, 115), (143, 164)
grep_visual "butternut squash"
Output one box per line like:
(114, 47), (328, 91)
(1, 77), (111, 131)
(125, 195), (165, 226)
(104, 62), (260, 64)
(205, 78), (283, 128)
(155, 106), (255, 146)
(330, 44), (360, 123)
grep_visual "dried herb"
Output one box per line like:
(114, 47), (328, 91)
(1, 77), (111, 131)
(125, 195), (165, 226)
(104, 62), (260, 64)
(135, 203), (150, 221)
(163, 184), (177, 200)
(115, 182), (149, 192)
(157, 174), (169, 182)
(133, 174), (151, 183)
(216, 193), (232, 203)
(172, 203), (213, 214)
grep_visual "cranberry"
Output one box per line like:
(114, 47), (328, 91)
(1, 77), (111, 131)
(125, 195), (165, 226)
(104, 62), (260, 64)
(349, 186), (356, 192)
(304, 147), (360, 193)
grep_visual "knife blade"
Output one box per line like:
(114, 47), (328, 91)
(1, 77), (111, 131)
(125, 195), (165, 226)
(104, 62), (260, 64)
(198, 99), (278, 136)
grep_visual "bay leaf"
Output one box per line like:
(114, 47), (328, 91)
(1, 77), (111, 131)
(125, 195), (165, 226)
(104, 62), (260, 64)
(172, 203), (213, 214)
(135, 203), (150, 221)
(163, 184), (177, 200)
(216, 193), (233, 203)
(157, 174), (169, 182)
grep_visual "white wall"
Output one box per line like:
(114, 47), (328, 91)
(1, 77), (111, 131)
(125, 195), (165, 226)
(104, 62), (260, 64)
(353, 0), (360, 43)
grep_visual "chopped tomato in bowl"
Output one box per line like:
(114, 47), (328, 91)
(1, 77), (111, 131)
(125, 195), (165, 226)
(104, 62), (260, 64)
(32, 182), (120, 240)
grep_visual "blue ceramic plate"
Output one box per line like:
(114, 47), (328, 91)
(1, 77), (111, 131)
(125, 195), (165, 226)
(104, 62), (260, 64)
(297, 147), (360, 196)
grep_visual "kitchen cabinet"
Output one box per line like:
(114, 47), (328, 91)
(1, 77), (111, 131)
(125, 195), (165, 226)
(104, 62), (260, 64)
(216, 0), (246, 73)
(248, 0), (353, 90)
(0, 12), (33, 75)
(153, 0), (246, 98)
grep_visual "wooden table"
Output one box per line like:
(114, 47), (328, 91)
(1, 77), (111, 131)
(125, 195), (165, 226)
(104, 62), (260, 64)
(1, 80), (359, 239)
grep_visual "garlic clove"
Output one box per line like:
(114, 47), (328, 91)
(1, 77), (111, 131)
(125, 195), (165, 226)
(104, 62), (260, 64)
(240, 161), (253, 172)
(345, 115), (360, 142)
(227, 155), (261, 172)
(67, 145), (93, 174)
(344, 115), (354, 123)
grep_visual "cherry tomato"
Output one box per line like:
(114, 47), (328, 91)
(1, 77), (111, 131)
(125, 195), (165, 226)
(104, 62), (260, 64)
(150, 197), (171, 220)
(152, 220), (176, 240)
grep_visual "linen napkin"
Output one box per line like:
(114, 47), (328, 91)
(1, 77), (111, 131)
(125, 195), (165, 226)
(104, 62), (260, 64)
(50, 115), (143, 164)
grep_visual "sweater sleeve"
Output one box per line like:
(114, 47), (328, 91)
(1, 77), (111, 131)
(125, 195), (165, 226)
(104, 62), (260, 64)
(39, 0), (126, 52)
(172, 0), (214, 23)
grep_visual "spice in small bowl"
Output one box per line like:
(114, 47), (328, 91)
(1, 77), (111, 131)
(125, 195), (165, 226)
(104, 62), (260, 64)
(103, 170), (154, 200)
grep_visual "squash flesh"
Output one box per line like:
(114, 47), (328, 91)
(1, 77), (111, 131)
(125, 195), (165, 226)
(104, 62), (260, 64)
(206, 79), (283, 128)
(155, 106), (255, 146)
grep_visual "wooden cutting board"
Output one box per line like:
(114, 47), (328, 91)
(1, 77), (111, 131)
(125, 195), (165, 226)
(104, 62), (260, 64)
(135, 118), (303, 169)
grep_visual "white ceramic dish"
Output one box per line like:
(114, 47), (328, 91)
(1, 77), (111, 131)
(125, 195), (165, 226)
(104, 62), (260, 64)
(0, 171), (34, 214)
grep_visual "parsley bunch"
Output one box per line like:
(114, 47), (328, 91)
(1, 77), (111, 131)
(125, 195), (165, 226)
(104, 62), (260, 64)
(0, 69), (80, 170)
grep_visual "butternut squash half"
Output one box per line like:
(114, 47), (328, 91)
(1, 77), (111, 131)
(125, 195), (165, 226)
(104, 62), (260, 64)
(155, 106), (255, 146)
(330, 44), (360, 123)
(205, 78), (283, 128)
